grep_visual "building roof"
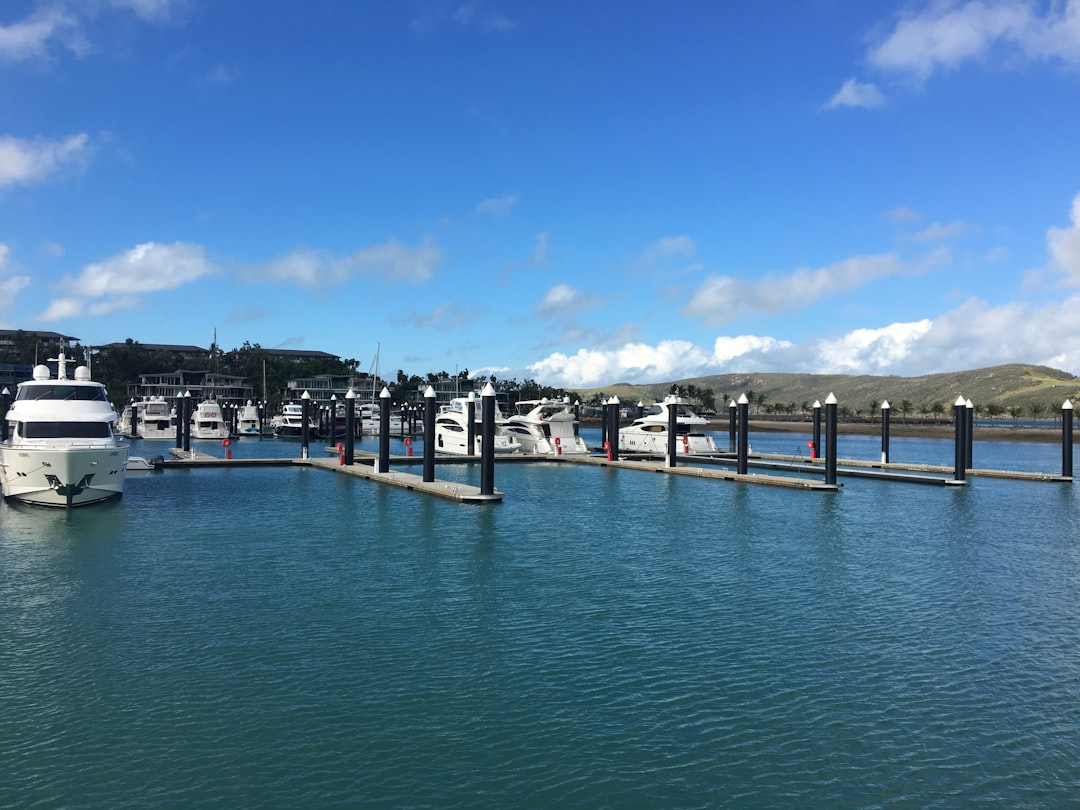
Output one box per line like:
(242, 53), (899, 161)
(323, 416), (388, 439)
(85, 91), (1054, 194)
(0, 329), (80, 343)
(96, 342), (208, 353)
(264, 348), (340, 360)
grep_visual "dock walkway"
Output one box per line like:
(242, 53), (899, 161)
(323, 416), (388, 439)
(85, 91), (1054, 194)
(165, 447), (503, 503)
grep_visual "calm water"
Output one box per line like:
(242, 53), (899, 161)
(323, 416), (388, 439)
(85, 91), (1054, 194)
(2, 431), (1079, 808)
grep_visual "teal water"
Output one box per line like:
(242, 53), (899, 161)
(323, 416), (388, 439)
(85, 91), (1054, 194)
(2, 434), (1080, 808)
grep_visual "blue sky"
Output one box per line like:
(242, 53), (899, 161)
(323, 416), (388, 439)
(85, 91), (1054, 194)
(2, 0), (1080, 388)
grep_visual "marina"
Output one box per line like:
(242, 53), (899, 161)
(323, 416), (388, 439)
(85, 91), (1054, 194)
(2, 429), (1079, 807)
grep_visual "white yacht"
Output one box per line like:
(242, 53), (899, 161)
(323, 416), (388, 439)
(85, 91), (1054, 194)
(358, 402), (405, 436)
(503, 397), (588, 456)
(189, 400), (230, 440)
(619, 396), (718, 456)
(273, 403), (317, 438)
(0, 353), (129, 508)
(137, 396), (175, 439)
(237, 400), (262, 435)
(433, 397), (522, 455)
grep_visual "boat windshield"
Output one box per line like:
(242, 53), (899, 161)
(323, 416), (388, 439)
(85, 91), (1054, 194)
(18, 384), (108, 402)
(19, 421), (112, 439)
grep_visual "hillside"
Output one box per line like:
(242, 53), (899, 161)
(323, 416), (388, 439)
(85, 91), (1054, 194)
(572, 364), (1079, 414)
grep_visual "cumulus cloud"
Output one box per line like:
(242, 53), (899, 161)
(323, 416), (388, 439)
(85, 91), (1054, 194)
(34, 241), (217, 322)
(247, 239), (442, 287)
(528, 340), (713, 387)
(476, 194), (518, 217)
(821, 78), (885, 110)
(528, 292), (1080, 387)
(1048, 192), (1080, 284)
(867, 0), (1080, 80)
(683, 248), (950, 326)
(0, 133), (91, 188)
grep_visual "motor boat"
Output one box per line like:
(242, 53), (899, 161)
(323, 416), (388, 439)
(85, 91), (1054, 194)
(137, 396), (175, 439)
(0, 352), (128, 507)
(189, 400), (230, 440)
(237, 400), (262, 435)
(358, 402), (405, 436)
(619, 396), (718, 456)
(433, 397), (522, 455)
(273, 403), (318, 438)
(503, 397), (588, 455)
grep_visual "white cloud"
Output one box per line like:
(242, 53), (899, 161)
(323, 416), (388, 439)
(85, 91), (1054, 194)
(815, 320), (934, 374)
(683, 249), (949, 326)
(200, 64), (239, 85)
(0, 243), (32, 321)
(713, 335), (795, 366)
(885, 206), (923, 223)
(867, 0), (1080, 80)
(640, 235), (695, 263)
(0, 1), (182, 62)
(0, 133), (91, 188)
(528, 292), (1080, 387)
(476, 194), (518, 217)
(822, 78), (885, 110)
(71, 242), (215, 297)
(0, 6), (79, 61)
(903, 221), (969, 243)
(535, 284), (599, 320)
(109, 0), (182, 23)
(528, 340), (712, 388)
(394, 302), (480, 331)
(1048, 192), (1080, 284)
(34, 241), (216, 322)
(530, 231), (549, 266)
(248, 239), (442, 286)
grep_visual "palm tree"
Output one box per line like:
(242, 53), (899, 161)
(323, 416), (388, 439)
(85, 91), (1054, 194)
(899, 399), (914, 424)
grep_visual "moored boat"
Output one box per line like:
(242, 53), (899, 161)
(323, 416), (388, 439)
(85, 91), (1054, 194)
(619, 396), (718, 456)
(189, 400), (230, 440)
(237, 400), (262, 435)
(433, 396), (522, 455)
(0, 352), (128, 508)
(503, 397), (588, 455)
(273, 402), (318, 438)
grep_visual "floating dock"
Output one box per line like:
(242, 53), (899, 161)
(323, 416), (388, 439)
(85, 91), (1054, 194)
(166, 447), (504, 503)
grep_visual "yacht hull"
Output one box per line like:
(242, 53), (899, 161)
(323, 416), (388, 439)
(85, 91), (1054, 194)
(0, 445), (128, 508)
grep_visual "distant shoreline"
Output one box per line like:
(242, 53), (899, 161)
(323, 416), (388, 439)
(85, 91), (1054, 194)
(583, 417), (1070, 444)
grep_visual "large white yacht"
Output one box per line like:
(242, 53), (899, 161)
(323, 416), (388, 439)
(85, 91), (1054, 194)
(0, 353), (129, 508)
(433, 397), (522, 455)
(619, 396), (718, 456)
(503, 397), (588, 456)
(189, 400), (230, 440)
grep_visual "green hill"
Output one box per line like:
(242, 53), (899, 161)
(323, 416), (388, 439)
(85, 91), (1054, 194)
(571, 364), (1079, 415)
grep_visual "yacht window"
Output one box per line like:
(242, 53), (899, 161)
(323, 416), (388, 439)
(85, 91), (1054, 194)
(18, 384), (108, 402)
(19, 421), (112, 439)
(643, 424), (665, 433)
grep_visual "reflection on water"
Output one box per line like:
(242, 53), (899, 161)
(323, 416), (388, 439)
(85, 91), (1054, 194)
(2, 438), (1080, 807)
